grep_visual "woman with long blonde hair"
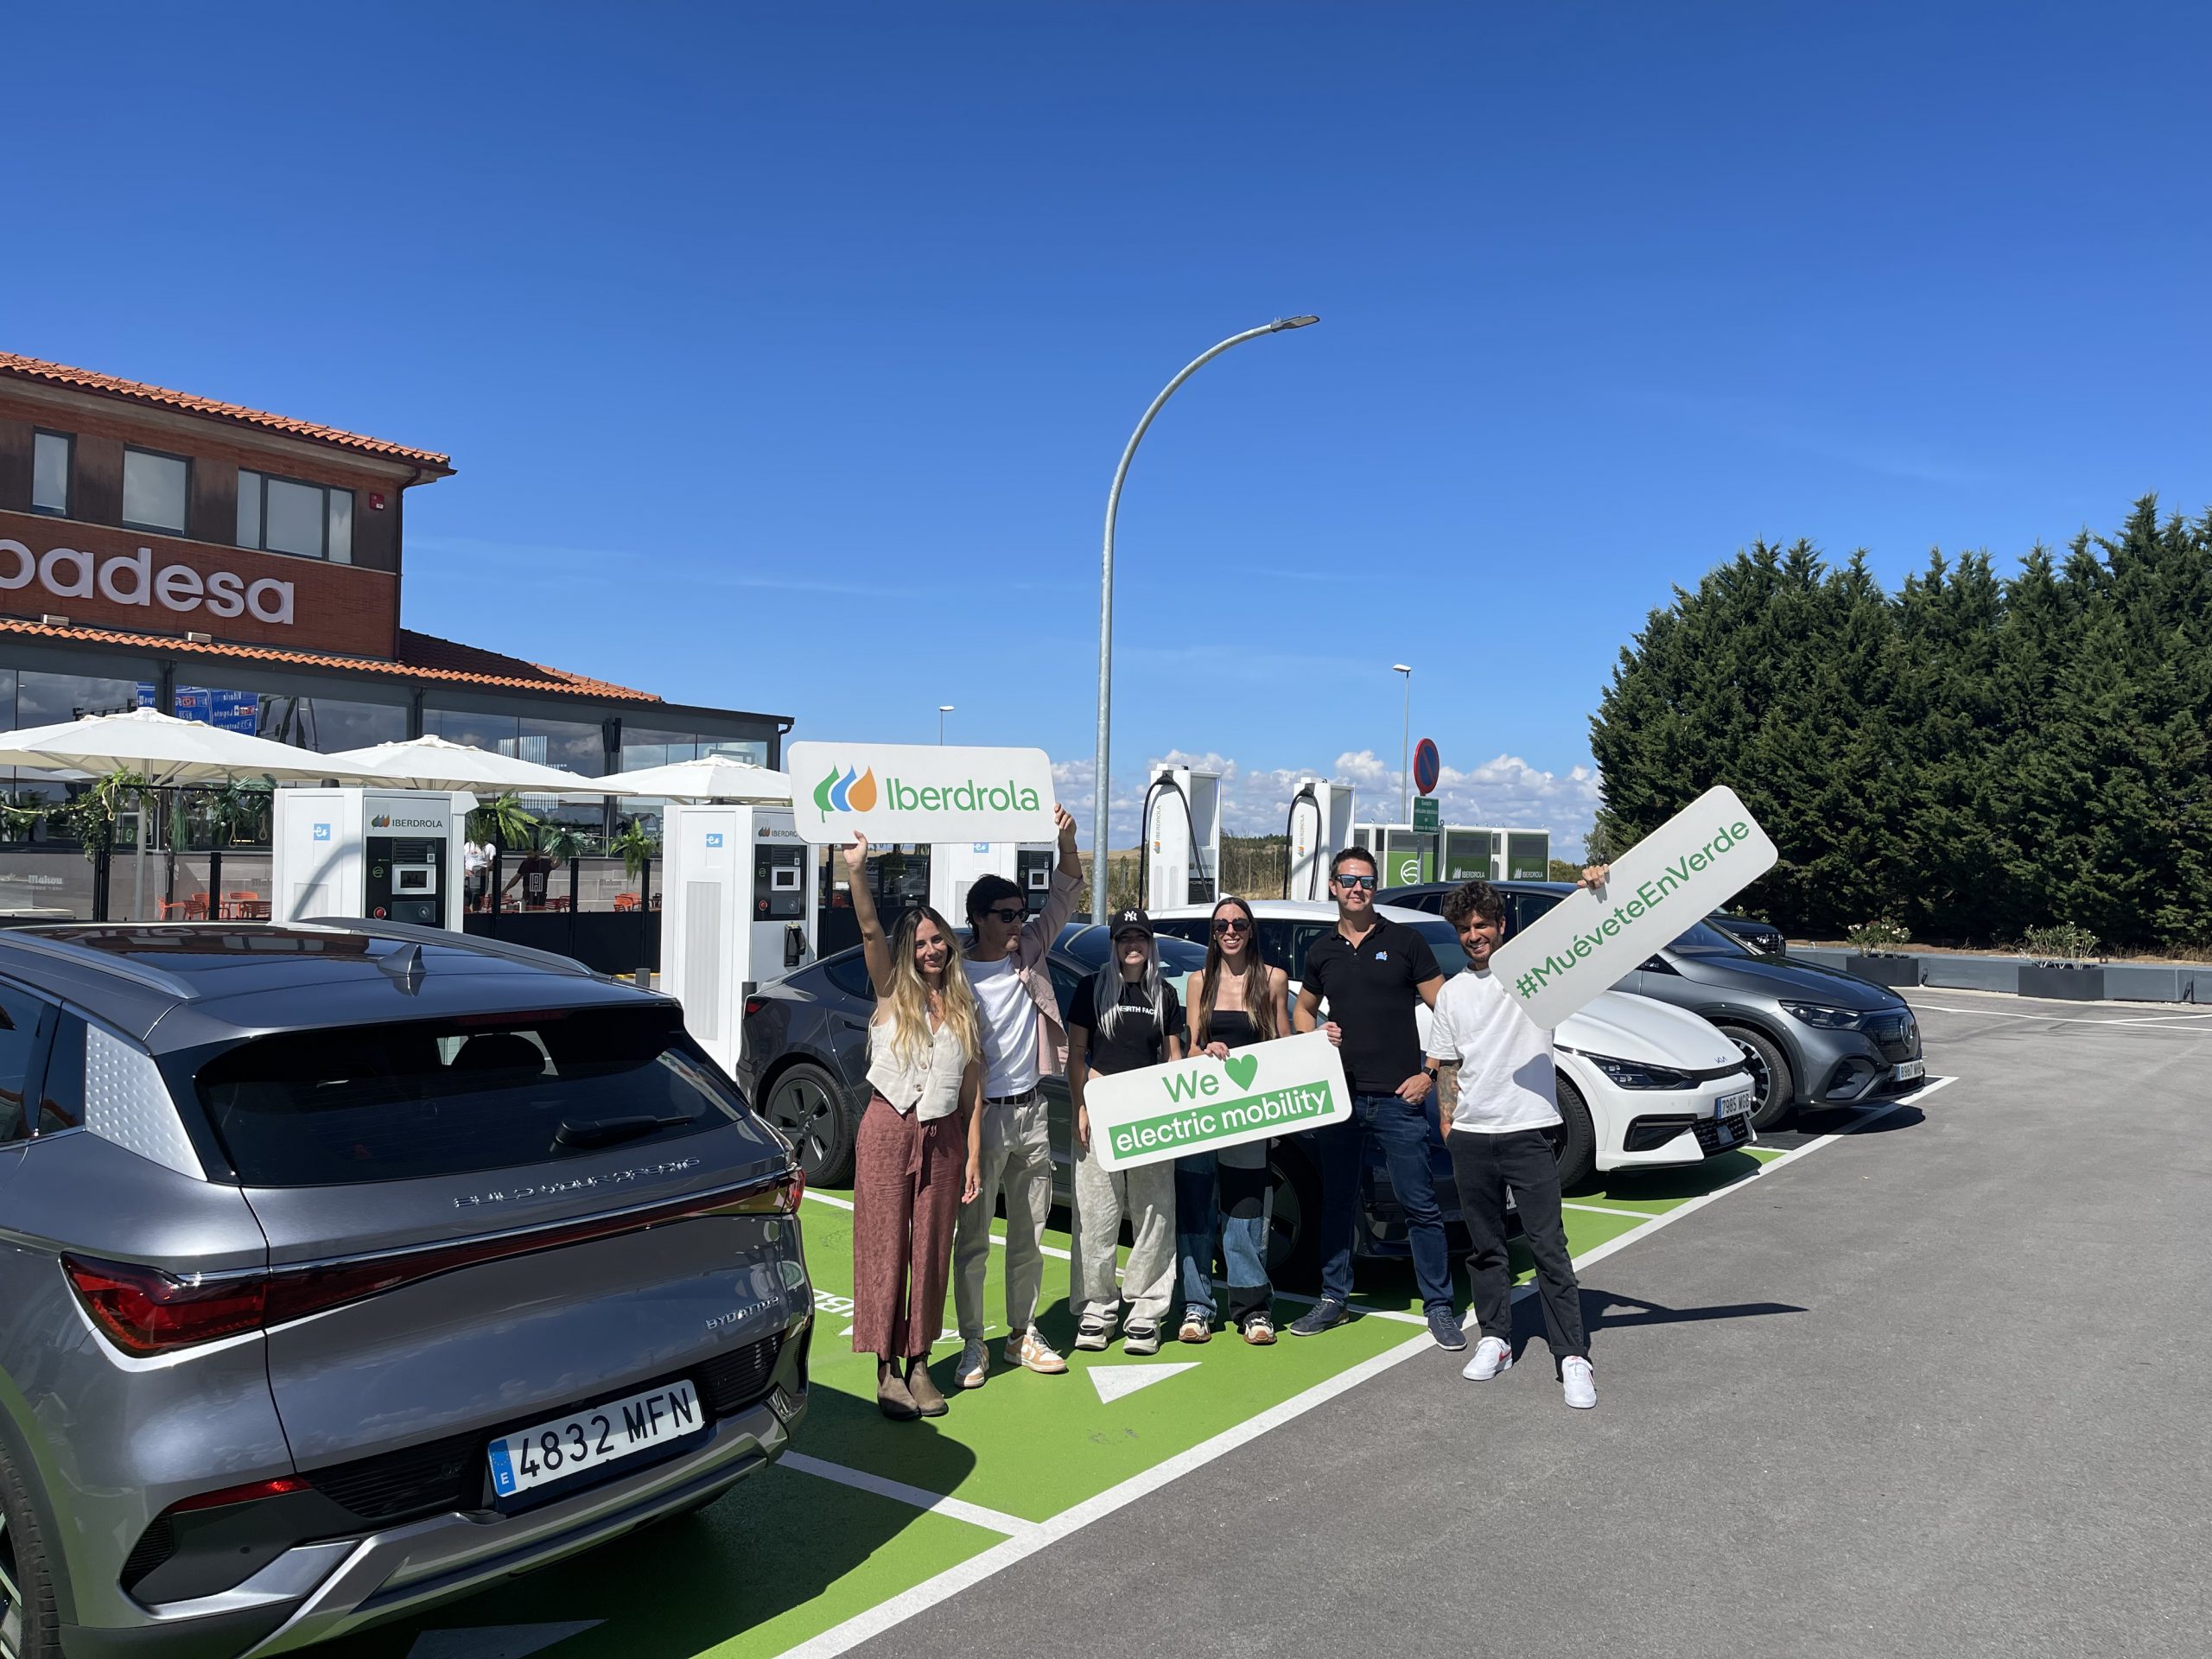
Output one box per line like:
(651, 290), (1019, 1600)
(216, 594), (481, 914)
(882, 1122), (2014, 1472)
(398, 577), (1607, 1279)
(1177, 894), (1292, 1344)
(843, 835), (983, 1420)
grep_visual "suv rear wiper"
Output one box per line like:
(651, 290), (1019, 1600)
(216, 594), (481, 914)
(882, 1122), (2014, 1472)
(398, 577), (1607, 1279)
(555, 1113), (693, 1150)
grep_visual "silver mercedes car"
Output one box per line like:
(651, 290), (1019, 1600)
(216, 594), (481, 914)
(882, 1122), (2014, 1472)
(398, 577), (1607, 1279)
(0, 921), (810, 1659)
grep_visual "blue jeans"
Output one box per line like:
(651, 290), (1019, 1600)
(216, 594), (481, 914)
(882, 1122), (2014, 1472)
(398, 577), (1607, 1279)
(1317, 1091), (1455, 1315)
(1174, 1151), (1272, 1324)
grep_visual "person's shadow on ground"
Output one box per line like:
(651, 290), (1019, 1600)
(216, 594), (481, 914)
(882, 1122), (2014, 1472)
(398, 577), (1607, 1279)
(1508, 1287), (1807, 1364)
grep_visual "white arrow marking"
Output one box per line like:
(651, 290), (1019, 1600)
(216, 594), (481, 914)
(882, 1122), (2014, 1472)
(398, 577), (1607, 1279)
(1087, 1363), (1198, 1404)
(406, 1622), (601, 1659)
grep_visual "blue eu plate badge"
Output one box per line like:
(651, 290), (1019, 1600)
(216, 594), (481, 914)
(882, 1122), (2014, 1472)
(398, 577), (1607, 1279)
(487, 1439), (518, 1497)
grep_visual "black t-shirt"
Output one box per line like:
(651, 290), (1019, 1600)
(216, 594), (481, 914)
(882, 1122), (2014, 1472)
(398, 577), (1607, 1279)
(1300, 916), (1441, 1093)
(1078, 973), (1184, 1077)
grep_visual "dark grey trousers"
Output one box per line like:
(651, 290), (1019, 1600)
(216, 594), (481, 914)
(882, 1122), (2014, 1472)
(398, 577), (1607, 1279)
(1447, 1127), (1590, 1363)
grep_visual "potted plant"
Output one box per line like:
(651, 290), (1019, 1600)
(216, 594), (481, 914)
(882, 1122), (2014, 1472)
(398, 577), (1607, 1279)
(1844, 918), (1920, 987)
(610, 822), (658, 908)
(2019, 924), (2103, 1000)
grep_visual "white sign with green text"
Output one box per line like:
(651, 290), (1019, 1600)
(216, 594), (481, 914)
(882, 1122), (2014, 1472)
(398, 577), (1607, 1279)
(1084, 1030), (1351, 1173)
(1490, 785), (1779, 1028)
(787, 741), (1057, 846)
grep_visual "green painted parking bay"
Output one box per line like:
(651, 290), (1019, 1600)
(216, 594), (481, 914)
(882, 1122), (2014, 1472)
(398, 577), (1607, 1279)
(318, 1142), (1781, 1657)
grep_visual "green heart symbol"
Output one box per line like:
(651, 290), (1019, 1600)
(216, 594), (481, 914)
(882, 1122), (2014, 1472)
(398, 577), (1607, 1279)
(1223, 1053), (1259, 1091)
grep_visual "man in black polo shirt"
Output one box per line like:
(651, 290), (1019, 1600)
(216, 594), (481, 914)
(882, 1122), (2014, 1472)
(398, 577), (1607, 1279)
(1291, 845), (1459, 1347)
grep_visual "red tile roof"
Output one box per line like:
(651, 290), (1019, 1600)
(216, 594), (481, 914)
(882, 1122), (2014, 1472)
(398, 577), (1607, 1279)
(0, 353), (454, 474)
(0, 616), (659, 702)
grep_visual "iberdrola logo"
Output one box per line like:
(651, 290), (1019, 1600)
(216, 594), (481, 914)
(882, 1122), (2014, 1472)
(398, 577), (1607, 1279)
(812, 765), (880, 820)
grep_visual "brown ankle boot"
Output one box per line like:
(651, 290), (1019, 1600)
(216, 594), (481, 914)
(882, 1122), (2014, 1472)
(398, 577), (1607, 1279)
(877, 1362), (920, 1420)
(906, 1359), (948, 1417)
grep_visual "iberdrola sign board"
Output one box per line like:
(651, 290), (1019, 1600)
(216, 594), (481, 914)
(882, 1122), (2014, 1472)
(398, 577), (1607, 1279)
(1489, 784), (1778, 1029)
(786, 741), (1058, 846)
(1082, 1030), (1351, 1173)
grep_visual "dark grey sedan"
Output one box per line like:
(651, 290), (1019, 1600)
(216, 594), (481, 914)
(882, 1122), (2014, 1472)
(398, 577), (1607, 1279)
(1380, 881), (1925, 1129)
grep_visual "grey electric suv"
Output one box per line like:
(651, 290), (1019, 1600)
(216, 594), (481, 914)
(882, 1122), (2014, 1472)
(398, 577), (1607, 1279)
(1380, 880), (1924, 1128)
(0, 921), (810, 1659)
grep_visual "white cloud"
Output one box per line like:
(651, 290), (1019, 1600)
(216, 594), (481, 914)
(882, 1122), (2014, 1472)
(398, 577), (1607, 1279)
(1051, 747), (1601, 858)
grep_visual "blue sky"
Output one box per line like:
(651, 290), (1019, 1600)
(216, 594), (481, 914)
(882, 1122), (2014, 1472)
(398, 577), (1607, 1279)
(10, 2), (2209, 854)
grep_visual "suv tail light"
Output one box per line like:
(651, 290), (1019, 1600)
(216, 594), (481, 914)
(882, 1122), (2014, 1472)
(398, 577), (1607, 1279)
(744, 996), (766, 1019)
(63, 1164), (807, 1355)
(62, 1257), (267, 1355)
(734, 1165), (804, 1213)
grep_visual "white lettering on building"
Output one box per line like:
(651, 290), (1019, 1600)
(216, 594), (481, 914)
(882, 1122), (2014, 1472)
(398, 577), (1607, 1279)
(0, 539), (294, 627)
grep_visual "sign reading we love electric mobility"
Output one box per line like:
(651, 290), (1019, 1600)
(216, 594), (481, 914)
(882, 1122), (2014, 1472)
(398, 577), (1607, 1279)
(786, 741), (1058, 846)
(1490, 785), (1778, 1028)
(1083, 1030), (1351, 1173)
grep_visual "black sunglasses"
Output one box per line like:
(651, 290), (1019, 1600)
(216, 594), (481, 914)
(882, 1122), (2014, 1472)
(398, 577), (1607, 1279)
(984, 906), (1026, 924)
(1211, 918), (1253, 934)
(1334, 874), (1378, 890)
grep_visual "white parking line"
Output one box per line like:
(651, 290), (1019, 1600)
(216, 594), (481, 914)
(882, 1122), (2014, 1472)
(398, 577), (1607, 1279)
(1560, 1201), (1663, 1220)
(803, 1189), (1074, 1261)
(1915, 1001), (2212, 1028)
(779, 1453), (1039, 1537)
(776, 1088), (1914, 1659)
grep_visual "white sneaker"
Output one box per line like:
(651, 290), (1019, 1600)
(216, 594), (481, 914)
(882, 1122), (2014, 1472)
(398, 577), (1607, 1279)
(1462, 1337), (1513, 1381)
(1561, 1356), (1597, 1409)
(1006, 1327), (1068, 1375)
(956, 1338), (990, 1389)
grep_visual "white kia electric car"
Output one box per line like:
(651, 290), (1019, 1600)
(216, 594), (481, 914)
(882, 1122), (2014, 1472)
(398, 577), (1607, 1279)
(1149, 900), (1756, 1187)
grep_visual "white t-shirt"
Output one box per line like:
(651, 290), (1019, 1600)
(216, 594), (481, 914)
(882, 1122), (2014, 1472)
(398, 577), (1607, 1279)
(463, 842), (492, 876)
(963, 956), (1038, 1096)
(1426, 969), (1562, 1135)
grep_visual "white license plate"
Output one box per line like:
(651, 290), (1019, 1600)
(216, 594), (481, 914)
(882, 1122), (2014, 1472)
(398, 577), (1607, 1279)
(1894, 1059), (1925, 1082)
(1716, 1089), (1754, 1120)
(486, 1379), (703, 1498)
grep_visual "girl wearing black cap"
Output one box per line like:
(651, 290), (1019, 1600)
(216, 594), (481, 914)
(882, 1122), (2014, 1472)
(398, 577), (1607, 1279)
(1066, 907), (1183, 1355)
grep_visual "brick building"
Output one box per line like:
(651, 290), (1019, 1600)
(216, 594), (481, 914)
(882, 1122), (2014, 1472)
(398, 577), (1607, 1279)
(0, 352), (787, 917)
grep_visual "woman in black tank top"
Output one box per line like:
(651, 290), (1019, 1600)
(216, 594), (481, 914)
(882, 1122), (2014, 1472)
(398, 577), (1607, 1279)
(1176, 898), (1293, 1344)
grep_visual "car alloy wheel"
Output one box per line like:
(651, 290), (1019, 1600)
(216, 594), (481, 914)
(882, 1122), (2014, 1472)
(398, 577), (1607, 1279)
(1720, 1026), (1796, 1131)
(765, 1063), (855, 1186)
(0, 1510), (22, 1659)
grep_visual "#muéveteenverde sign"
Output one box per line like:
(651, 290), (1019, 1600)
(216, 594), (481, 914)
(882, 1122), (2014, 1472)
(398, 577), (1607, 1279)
(786, 741), (1058, 846)
(1489, 784), (1778, 1028)
(1083, 1030), (1351, 1173)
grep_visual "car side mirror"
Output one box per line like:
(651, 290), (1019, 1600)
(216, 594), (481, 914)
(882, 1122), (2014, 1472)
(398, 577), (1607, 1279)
(1640, 956), (1675, 975)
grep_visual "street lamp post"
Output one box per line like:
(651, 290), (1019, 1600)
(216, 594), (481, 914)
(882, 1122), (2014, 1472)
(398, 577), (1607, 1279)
(1393, 664), (1413, 823)
(938, 705), (954, 745)
(1091, 315), (1319, 924)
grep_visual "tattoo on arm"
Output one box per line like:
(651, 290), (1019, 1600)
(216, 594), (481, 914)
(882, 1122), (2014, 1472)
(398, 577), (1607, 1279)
(1435, 1059), (1460, 1116)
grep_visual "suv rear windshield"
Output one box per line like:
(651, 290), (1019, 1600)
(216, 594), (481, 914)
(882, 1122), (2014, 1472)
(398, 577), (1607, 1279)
(194, 1006), (746, 1186)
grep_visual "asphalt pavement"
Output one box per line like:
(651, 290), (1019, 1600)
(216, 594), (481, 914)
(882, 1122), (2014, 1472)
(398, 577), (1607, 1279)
(849, 992), (2212, 1657)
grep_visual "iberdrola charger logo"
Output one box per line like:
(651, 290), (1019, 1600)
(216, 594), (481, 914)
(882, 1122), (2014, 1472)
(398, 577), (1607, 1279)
(812, 765), (880, 821)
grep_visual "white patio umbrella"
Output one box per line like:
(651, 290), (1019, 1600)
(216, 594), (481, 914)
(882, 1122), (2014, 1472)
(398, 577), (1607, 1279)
(323, 734), (641, 796)
(0, 708), (377, 920)
(596, 755), (793, 802)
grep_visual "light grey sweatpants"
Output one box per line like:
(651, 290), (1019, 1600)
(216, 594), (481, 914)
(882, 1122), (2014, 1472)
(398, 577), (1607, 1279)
(954, 1093), (1054, 1342)
(1070, 1137), (1178, 1326)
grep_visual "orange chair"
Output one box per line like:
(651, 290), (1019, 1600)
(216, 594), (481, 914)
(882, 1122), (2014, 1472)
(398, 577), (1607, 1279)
(613, 893), (640, 912)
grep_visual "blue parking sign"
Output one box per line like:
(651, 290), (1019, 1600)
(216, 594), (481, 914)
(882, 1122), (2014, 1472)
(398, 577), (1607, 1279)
(312, 823), (331, 842)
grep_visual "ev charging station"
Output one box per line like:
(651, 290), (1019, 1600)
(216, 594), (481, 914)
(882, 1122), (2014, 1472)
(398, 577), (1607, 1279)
(271, 788), (467, 929)
(1283, 778), (1356, 899)
(660, 800), (817, 1077)
(928, 842), (1056, 922)
(1143, 763), (1222, 911)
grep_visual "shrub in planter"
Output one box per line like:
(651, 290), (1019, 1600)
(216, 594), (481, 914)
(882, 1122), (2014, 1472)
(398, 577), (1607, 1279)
(2019, 923), (2103, 1000)
(1844, 918), (1919, 985)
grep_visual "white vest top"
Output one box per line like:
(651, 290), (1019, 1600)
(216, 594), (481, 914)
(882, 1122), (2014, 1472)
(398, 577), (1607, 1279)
(865, 1016), (969, 1122)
